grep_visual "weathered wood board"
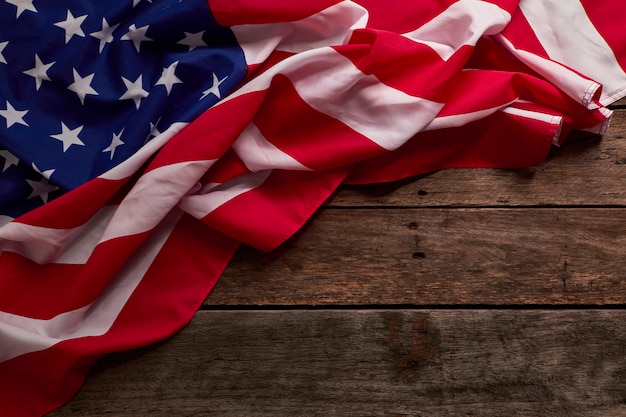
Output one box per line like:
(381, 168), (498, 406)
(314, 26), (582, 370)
(50, 310), (626, 417)
(210, 208), (626, 306)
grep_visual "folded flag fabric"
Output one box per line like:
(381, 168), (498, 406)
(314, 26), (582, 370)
(0, 0), (624, 415)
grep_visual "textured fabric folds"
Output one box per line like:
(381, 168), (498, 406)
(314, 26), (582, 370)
(0, 1), (625, 415)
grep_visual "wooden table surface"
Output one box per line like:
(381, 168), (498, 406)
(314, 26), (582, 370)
(50, 104), (626, 416)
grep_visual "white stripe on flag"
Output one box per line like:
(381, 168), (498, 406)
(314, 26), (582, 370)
(231, 1), (368, 66)
(424, 100), (517, 131)
(519, 0), (626, 106)
(403, 0), (511, 61)
(0, 159), (216, 264)
(0, 206), (116, 264)
(284, 49), (444, 150)
(0, 209), (180, 362)
(101, 159), (216, 242)
(233, 123), (312, 172)
(501, 106), (563, 144)
(495, 34), (602, 109)
(179, 169), (272, 219)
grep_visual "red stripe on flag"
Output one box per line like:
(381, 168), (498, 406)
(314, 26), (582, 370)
(252, 74), (385, 171)
(208, 0), (342, 26)
(202, 167), (350, 251)
(437, 69), (599, 121)
(11, 178), (126, 229)
(145, 91), (266, 172)
(501, 5), (549, 58)
(0, 214), (239, 417)
(0, 339), (98, 417)
(346, 108), (558, 184)
(466, 36), (541, 77)
(202, 149), (252, 184)
(354, 0), (456, 32)
(340, 31), (473, 102)
(58, 231), (152, 311)
(0, 253), (83, 318)
(0, 230), (152, 320)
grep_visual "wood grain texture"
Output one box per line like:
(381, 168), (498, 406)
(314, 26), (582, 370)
(207, 208), (626, 306)
(330, 110), (626, 207)
(50, 310), (626, 417)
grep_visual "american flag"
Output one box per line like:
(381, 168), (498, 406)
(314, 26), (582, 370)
(0, 0), (624, 415)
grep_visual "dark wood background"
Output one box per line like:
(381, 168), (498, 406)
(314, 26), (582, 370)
(50, 103), (626, 416)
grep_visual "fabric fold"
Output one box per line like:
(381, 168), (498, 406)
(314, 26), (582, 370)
(0, 1), (625, 415)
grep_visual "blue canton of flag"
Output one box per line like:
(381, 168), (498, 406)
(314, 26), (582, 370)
(0, 0), (247, 219)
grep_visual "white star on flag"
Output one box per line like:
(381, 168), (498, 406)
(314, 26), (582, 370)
(0, 41), (7, 64)
(103, 129), (125, 159)
(132, 0), (152, 6)
(54, 10), (88, 44)
(155, 61), (183, 95)
(145, 116), (163, 143)
(0, 100), (29, 128)
(0, 149), (19, 172)
(23, 54), (55, 90)
(145, 117), (164, 143)
(50, 122), (85, 152)
(200, 73), (228, 100)
(31, 163), (55, 180)
(26, 166), (59, 204)
(149, 121), (161, 137)
(121, 24), (152, 53)
(120, 75), (149, 109)
(68, 68), (98, 105)
(90, 18), (120, 53)
(5, 0), (37, 18)
(25, 178), (58, 203)
(177, 31), (206, 51)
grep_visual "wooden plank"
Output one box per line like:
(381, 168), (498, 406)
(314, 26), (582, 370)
(207, 208), (626, 306)
(329, 109), (626, 207)
(50, 310), (626, 417)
